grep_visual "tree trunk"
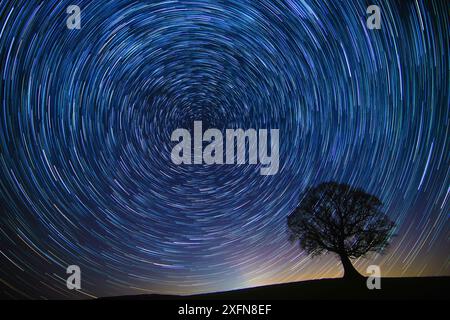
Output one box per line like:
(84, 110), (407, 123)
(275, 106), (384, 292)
(339, 254), (363, 280)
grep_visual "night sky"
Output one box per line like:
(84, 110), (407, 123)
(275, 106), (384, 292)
(0, 0), (448, 299)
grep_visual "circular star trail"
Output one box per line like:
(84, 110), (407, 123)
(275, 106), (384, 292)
(0, 0), (448, 298)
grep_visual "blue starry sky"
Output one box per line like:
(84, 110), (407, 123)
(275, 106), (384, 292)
(0, 0), (448, 298)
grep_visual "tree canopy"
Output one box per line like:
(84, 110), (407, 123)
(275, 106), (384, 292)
(287, 182), (395, 279)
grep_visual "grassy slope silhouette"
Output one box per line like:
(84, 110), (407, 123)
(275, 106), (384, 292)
(100, 276), (449, 300)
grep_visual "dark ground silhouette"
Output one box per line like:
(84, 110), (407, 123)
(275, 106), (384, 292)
(100, 276), (449, 300)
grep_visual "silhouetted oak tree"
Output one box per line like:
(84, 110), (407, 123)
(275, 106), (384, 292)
(287, 182), (395, 280)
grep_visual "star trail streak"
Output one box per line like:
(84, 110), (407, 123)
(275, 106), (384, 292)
(0, 0), (449, 299)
